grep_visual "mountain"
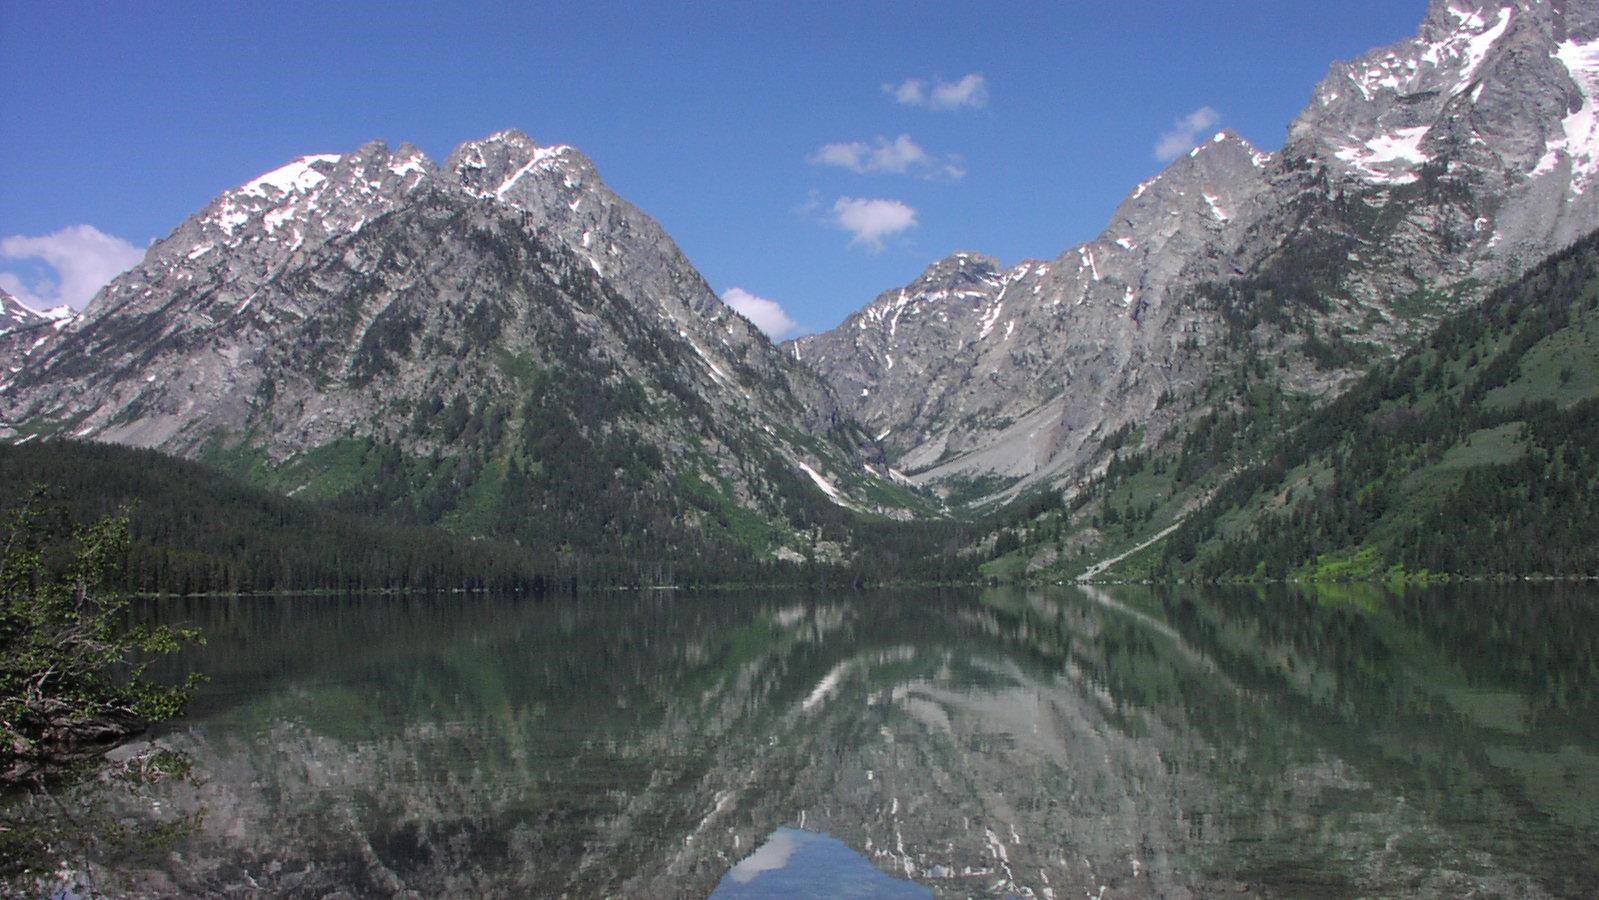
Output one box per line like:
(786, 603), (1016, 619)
(0, 287), (41, 333)
(791, 0), (1599, 508)
(1158, 226), (1599, 580)
(0, 132), (924, 572)
(0, 288), (74, 382)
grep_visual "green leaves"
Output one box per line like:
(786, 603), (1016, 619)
(0, 488), (202, 785)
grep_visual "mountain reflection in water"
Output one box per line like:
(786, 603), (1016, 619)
(77, 583), (1599, 897)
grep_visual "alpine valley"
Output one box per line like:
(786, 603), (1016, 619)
(3, 0), (1598, 585)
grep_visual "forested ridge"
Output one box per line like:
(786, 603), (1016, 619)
(0, 440), (979, 594)
(1162, 228), (1599, 579)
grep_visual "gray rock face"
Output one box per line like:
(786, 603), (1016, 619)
(444, 131), (846, 436)
(0, 131), (900, 532)
(0, 287), (40, 333)
(791, 133), (1274, 493)
(0, 288), (75, 387)
(792, 0), (1599, 505)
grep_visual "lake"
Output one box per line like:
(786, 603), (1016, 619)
(60, 583), (1599, 896)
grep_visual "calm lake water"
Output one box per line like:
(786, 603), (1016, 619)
(78, 583), (1599, 896)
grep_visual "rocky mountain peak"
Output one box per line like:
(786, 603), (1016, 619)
(1286, 0), (1589, 186)
(907, 252), (1005, 296)
(1, 127), (895, 543)
(0, 287), (42, 333)
(0, 288), (76, 385)
(794, 0), (1599, 506)
(1102, 129), (1271, 251)
(443, 129), (593, 200)
(174, 142), (424, 251)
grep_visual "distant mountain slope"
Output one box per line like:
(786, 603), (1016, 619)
(1158, 226), (1599, 579)
(0, 288), (74, 380)
(0, 132), (926, 567)
(0, 440), (555, 594)
(792, 0), (1599, 508)
(0, 288), (42, 333)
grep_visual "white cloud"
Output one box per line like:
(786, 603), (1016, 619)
(887, 78), (927, 106)
(0, 225), (144, 311)
(1154, 106), (1222, 161)
(811, 134), (926, 174)
(932, 74), (989, 109)
(722, 287), (800, 338)
(884, 73), (989, 110)
(832, 197), (917, 251)
(808, 134), (962, 181)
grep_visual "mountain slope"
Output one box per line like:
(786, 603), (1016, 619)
(1160, 226), (1599, 580)
(0, 439), (558, 594)
(0, 133), (924, 568)
(0, 288), (74, 382)
(792, 0), (1599, 508)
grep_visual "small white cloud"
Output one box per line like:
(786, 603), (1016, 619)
(1154, 106), (1222, 161)
(809, 134), (963, 181)
(887, 78), (927, 106)
(812, 133), (927, 174)
(932, 74), (989, 109)
(884, 73), (988, 110)
(833, 197), (917, 251)
(811, 142), (871, 172)
(722, 287), (800, 338)
(0, 225), (144, 311)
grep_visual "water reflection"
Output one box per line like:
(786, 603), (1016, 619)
(712, 828), (930, 898)
(79, 584), (1599, 896)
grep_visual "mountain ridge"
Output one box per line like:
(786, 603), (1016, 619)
(791, 0), (1599, 508)
(0, 130), (926, 570)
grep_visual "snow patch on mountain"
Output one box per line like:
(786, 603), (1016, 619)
(1533, 38), (1599, 190)
(1448, 5), (1513, 93)
(1334, 126), (1433, 184)
(494, 145), (574, 199)
(794, 458), (853, 509)
(240, 155), (341, 199)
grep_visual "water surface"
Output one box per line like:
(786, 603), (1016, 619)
(87, 583), (1599, 896)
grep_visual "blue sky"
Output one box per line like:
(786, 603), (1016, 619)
(0, 0), (1426, 334)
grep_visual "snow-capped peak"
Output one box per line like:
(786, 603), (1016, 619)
(1286, 1), (1542, 186)
(237, 154), (343, 199)
(209, 154), (342, 237)
(0, 289), (44, 333)
(493, 145), (576, 199)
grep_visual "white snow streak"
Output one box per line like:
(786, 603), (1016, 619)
(978, 300), (1005, 339)
(240, 155), (340, 198)
(795, 459), (852, 508)
(1202, 192), (1229, 222)
(802, 662), (850, 711)
(1453, 6), (1513, 95)
(1533, 38), (1599, 192)
(493, 145), (572, 199)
